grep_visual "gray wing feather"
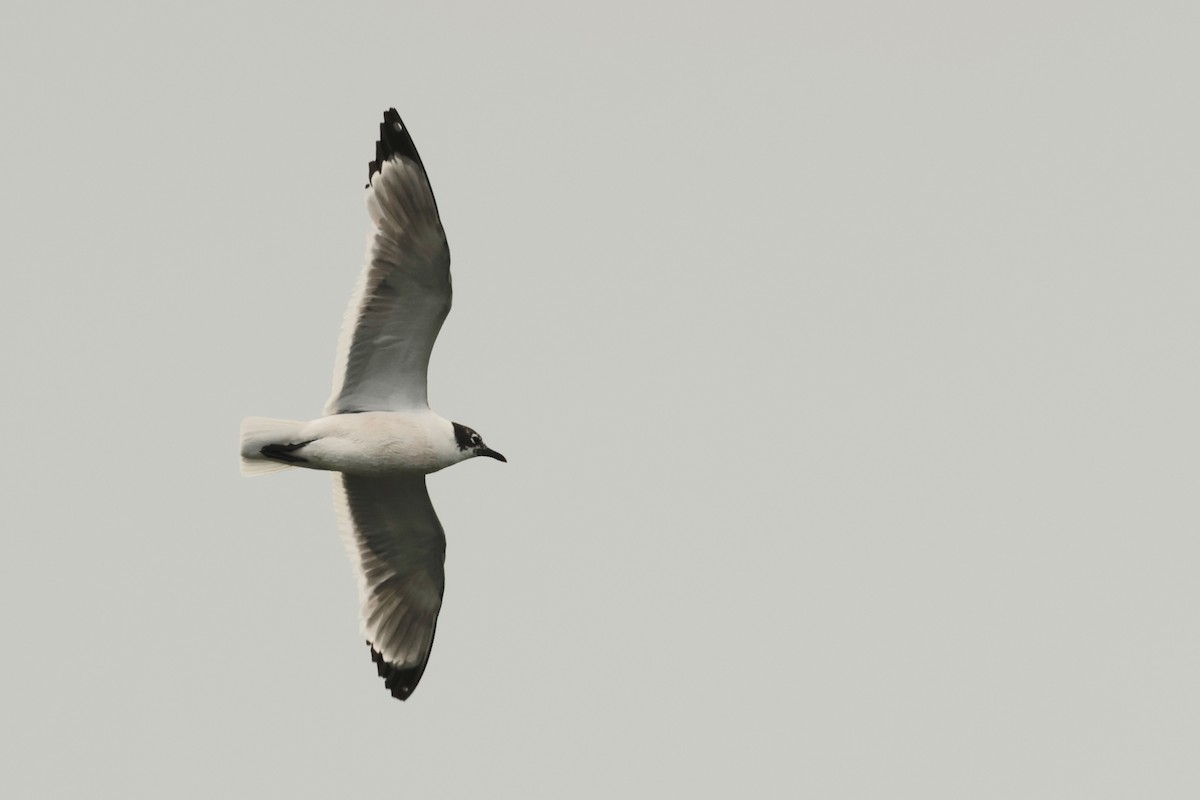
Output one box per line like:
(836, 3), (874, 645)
(326, 157), (451, 414)
(334, 473), (446, 700)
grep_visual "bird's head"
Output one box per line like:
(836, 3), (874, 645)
(451, 422), (506, 463)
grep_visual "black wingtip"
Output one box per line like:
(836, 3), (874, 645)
(367, 108), (426, 187)
(368, 642), (429, 702)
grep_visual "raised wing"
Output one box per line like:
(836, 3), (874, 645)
(326, 110), (451, 414)
(334, 473), (446, 700)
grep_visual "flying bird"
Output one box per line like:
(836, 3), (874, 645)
(239, 109), (506, 701)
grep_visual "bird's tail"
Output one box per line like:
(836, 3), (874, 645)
(240, 417), (306, 476)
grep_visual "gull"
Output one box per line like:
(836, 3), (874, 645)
(239, 109), (506, 701)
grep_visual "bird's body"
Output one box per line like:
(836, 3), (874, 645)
(239, 109), (505, 701)
(243, 411), (470, 476)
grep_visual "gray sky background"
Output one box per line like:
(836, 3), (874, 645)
(3, 1), (1199, 797)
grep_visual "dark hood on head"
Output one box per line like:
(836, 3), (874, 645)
(452, 421), (477, 451)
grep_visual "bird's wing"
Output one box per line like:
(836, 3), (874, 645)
(326, 110), (451, 414)
(334, 473), (446, 700)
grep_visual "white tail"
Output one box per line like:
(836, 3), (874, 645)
(240, 416), (306, 477)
